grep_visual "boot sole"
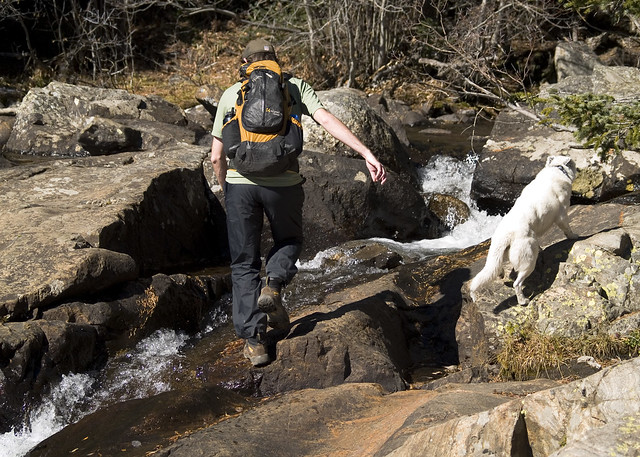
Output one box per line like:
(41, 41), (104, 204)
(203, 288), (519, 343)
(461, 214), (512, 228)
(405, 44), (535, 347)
(257, 295), (277, 313)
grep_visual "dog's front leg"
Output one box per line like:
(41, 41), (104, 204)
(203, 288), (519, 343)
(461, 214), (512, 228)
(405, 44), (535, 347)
(513, 272), (532, 305)
(556, 213), (578, 239)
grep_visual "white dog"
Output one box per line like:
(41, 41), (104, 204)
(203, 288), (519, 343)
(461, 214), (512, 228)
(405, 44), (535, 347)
(469, 155), (578, 305)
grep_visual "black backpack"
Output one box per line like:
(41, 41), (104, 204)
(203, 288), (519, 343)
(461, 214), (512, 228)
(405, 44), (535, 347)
(221, 60), (303, 176)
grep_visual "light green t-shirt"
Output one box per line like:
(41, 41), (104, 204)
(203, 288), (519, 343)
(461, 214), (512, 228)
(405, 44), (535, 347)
(212, 76), (325, 186)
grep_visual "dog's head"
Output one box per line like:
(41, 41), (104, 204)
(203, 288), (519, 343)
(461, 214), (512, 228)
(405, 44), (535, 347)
(546, 155), (577, 181)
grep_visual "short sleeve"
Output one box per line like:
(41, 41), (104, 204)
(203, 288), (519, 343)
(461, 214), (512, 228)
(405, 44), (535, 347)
(211, 82), (242, 138)
(291, 77), (325, 118)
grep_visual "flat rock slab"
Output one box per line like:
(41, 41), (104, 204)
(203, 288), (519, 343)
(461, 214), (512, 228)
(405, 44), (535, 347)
(152, 379), (558, 457)
(151, 356), (639, 457)
(0, 145), (217, 318)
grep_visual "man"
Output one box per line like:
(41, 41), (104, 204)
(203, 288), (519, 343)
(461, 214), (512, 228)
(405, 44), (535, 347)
(211, 38), (387, 366)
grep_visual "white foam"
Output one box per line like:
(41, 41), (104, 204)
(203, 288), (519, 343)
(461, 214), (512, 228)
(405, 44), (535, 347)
(1, 329), (188, 457)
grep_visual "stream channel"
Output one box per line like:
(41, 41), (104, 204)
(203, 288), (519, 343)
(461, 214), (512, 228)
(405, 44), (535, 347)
(2, 119), (502, 456)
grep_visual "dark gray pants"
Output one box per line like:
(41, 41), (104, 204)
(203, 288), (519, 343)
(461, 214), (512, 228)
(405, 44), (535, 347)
(225, 182), (304, 341)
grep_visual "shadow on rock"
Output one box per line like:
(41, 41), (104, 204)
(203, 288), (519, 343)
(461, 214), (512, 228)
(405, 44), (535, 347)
(260, 292), (412, 395)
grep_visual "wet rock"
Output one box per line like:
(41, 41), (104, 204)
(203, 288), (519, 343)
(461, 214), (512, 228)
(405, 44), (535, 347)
(428, 193), (471, 229)
(0, 320), (105, 433)
(314, 240), (404, 271)
(299, 151), (439, 256)
(26, 386), (253, 457)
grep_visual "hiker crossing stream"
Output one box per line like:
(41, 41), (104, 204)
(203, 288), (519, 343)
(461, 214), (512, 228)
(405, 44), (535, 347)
(1, 149), (503, 457)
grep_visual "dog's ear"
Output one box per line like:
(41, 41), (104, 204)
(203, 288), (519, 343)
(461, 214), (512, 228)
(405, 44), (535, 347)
(546, 156), (556, 166)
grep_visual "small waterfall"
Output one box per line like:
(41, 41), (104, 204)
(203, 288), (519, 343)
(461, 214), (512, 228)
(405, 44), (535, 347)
(299, 153), (502, 264)
(384, 153), (502, 256)
(1, 329), (190, 457)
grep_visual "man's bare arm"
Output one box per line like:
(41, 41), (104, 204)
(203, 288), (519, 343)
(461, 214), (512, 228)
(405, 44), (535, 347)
(210, 136), (227, 187)
(312, 108), (387, 184)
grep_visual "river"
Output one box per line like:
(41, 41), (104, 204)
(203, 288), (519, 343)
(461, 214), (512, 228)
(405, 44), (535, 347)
(1, 122), (503, 457)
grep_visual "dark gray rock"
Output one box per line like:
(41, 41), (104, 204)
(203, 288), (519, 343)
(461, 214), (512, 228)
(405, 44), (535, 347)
(299, 151), (439, 257)
(26, 386), (252, 457)
(260, 293), (411, 394)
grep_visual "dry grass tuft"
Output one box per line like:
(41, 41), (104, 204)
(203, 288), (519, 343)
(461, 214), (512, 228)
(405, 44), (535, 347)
(496, 324), (640, 381)
(130, 285), (159, 338)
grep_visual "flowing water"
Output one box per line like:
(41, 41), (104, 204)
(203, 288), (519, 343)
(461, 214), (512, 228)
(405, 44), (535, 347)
(2, 128), (504, 457)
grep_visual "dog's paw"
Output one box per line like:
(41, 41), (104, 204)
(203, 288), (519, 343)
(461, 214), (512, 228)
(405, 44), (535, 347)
(515, 289), (530, 305)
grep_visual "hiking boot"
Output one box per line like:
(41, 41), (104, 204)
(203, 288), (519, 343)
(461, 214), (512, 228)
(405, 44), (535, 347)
(243, 338), (270, 366)
(258, 278), (291, 331)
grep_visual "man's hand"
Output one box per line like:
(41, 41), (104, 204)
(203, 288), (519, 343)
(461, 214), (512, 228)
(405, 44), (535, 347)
(365, 156), (387, 184)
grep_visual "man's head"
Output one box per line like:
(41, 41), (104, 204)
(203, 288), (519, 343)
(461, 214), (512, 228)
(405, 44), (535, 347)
(242, 38), (277, 63)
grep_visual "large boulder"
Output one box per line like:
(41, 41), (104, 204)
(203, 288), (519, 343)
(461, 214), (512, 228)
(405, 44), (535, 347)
(299, 151), (439, 256)
(0, 145), (227, 320)
(301, 87), (418, 183)
(5, 81), (204, 157)
(259, 277), (412, 394)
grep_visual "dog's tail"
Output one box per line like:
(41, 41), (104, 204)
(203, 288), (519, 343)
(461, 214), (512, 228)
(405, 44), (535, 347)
(469, 234), (511, 301)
